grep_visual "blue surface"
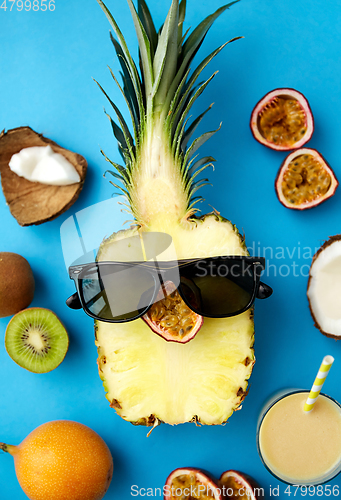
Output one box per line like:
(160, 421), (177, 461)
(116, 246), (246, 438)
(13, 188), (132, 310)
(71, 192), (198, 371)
(1, 0), (341, 498)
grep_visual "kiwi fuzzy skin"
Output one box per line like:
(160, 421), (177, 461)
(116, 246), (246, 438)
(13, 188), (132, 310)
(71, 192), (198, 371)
(0, 252), (35, 318)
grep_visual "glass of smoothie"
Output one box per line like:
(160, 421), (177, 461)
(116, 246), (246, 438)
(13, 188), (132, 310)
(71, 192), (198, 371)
(257, 389), (341, 485)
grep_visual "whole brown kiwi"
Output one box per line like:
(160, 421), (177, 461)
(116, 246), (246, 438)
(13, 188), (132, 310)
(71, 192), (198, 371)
(0, 252), (35, 318)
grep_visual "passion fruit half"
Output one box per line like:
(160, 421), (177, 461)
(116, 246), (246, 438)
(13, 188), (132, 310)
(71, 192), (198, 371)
(164, 468), (222, 500)
(250, 88), (314, 150)
(219, 470), (263, 500)
(275, 148), (338, 210)
(307, 235), (341, 339)
(143, 281), (203, 343)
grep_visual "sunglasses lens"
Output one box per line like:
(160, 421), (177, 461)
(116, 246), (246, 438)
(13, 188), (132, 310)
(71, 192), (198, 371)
(180, 259), (256, 316)
(79, 264), (155, 321)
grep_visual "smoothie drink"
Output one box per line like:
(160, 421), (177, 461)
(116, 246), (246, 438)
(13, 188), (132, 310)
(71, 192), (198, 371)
(257, 390), (341, 485)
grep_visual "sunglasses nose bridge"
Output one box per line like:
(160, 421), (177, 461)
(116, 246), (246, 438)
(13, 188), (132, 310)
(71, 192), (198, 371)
(154, 265), (181, 291)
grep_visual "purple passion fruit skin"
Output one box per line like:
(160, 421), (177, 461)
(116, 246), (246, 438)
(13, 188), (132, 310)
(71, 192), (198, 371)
(275, 148), (338, 210)
(219, 470), (263, 500)
(142, 281), (203, 343)
(164, 468), (222, 500)
(250, 88), (314, 151)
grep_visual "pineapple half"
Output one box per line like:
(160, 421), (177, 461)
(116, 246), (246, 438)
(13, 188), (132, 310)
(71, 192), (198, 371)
(95, 0), (255, 426)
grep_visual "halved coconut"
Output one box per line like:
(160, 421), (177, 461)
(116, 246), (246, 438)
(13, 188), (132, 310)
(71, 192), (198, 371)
(275, 148), (338, 210)
(164, 468), (222, 500)
(250, 88), (314, 151)
(307, 236), (341, 339)
(0, 127), (87, 226)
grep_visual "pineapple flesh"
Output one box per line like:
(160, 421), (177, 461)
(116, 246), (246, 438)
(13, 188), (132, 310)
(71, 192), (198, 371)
(95, 0), (255, 425)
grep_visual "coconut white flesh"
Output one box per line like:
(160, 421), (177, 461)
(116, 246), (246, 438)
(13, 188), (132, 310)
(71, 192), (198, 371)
(308, 240), (341, 336)
(9, 145), (80, 186)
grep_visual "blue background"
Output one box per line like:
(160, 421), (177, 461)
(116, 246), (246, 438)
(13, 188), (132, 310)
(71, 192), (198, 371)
(1, 0), (341, 498)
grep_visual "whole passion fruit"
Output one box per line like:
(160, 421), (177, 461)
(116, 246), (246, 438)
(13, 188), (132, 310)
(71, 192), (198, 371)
(250, 88), (314, 150)
(275, 148), (338, 210)
(143, 281), (203, 343)
(0, 420), (113, 500)
(164, 468), (222, 500)
(219, 470), (263, 500)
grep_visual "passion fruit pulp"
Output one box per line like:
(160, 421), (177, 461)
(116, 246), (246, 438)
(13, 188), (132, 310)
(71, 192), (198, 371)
(164, 468), (222, 500)
(143, 281), (203, 343)
(275, 148), (338, 210)
(219, 470), (263, 500)
(250, 88), (314, 150)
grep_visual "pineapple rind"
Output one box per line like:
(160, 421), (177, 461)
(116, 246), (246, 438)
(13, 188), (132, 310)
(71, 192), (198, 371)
(97, 213), (248, 261)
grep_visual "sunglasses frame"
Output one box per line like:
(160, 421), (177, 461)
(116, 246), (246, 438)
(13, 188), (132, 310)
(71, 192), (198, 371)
(67, 256), (271, 323)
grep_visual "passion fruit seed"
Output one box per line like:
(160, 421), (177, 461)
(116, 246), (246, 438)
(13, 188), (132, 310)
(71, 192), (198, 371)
(222, 476), (249, 500)
(148, 289), (195, 338)
(276, 148), (338, 210)
(259, 97), (306, 147)
(282, 154), (331, 205)
(170, 473), (217, 500)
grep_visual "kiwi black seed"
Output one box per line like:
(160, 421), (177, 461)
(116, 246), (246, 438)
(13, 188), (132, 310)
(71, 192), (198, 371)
(5, 308), (69, 373)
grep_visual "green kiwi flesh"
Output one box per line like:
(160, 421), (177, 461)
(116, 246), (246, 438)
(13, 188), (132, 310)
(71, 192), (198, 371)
(5, 308), (69, 373)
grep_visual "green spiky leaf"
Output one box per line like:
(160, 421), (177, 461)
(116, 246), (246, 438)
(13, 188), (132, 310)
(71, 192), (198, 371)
(183, 123), (221, 166)
(172, 72), (218, 150)
(97, 0), (145, 120)
(165, 2), (239, 111)
(126, 0), (154, 106)
(138, 0), (158, 56)
(181, 103), (213, 151)
(178, 0), (186, 45)
(96, 0), (241, 213)
(110, 31), (141, 126)
(187, 155), (216, 176)
(153, 0), (179, 108)
(95, 79), (135, 159)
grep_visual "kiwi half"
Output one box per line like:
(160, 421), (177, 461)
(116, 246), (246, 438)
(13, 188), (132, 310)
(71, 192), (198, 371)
(5, 308), (69, 373)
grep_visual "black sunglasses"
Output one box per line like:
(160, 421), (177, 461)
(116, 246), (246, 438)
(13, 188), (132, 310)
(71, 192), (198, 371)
(66, 256), (272, 323)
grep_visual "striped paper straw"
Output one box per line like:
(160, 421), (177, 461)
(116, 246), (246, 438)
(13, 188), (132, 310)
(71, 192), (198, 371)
(304, 355), (335, 413)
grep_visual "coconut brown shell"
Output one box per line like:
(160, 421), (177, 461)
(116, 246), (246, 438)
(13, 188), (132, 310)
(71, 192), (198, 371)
(307, 235), (341, 340)
(0, 252), (35, 318)
(0, 126), (87, 226)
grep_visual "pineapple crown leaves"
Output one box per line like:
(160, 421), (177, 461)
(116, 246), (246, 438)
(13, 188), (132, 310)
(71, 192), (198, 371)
(96, 0), (241, 210)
